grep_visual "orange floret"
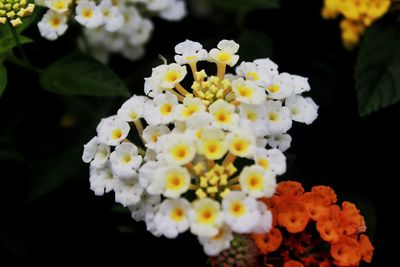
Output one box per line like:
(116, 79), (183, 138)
(340, 201), (366, 235)
(278, 201), (309, 233)
(276, 181), (304, 197)
(359, 234), (374, 263)
(284, 260), (304, 267)
(317, 205), (343, 242)
(311, 185), (337, 205)
(301, 191), (330, 221)
(331, 236), (362, 266)
(252, 228), (282, 254)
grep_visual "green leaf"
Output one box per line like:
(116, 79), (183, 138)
(0, 35), (33, 54)
(208, 0), (280, 10)
(0, 64), (6, 97)
(40, 52), (131, 97)
(355, 18), (400, 116)
(238, 30), (273, 61)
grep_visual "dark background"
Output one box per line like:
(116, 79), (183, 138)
(0, 1), (393, 266)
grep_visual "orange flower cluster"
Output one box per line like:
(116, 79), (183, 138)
(252, 181), (374, 267)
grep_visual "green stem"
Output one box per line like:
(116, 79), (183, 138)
(7, 22), (39, 73)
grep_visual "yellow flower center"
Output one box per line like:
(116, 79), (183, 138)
(166, 173), (185, 190)
(185, 55), (197, 61)
(198, 208), (215, 224)
(231, 138), (250, 156)
(151, 133), (159, 143)
(247, 174), (263, 190)
(171, 145), (189, 161)
(247, 110), (257, 121)
(269, 112), (279, 122)
(230, 201), (246, 217)
(217, 52), (232, 63)
(122, 153), (132, 164)
(238, 85), (253, 98)
(215, 110), (231, 124)
(82, 9), (94, 19)
(170, 207), (185, 222)
(258, 158), (269, 170)
(160, 103), (173, 115)
(111, 129), (122, 139)
(50, 16), (61, 28)
(268, 84), (280, 93)
(247, 71), (260, 81)
(129, 111), (138, 120)
(183, 105), (199, 117)
(165, 70), (180, 83)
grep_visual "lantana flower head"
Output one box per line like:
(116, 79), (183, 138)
(35, 0), (187, 62)
(250, 181), (374, 267)
(82, 39), (319, 256)
(321, 0), (391, 49)
(0, 0), (35, 27)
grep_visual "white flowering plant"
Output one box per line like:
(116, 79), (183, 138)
(82, 39), (318, 256)
(35, 0), (187, 62)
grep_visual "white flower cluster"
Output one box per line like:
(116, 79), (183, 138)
(82, 39), (318, 256)
(36, 0), (186, 61)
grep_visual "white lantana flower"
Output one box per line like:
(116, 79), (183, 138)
(97, 116), (130, 146)
(159, 133), (196, 165)
(174, 39), (208, 65)
(267, 134), (292, 152)
(292, 75), (311, 95)
(82, 136), (110, 168)
(239, 165), (276, 198)
(129, 192), (161, 222)
(209, 40), (240, 67)
(45, 0), (70, 13)
(197, 127), (228, 160)
(147, 165), (191, 198)
(285, 95), (319, 124)
(99, 0), (124, 32)
(254, 148), (286, 175)
(159, 0), (186, 21)
(209, 100), (239, 130)
(138, 161), (158, 188)
(222, 191), (260, 233)
(175, 96), (206, 121)
(253, 58), (279, 76)
(144, 91), (178, 125)
(239, 104), (269, 137)
(128, 18), (153, 46)
(117, 95), (148, 122)
(198, 224), (233, 256)
(266, 73), (294, 100)
(38, 10), (68, 40)
(266, 100), (292, 135)
(227, 128), (256, 158)
(89, 163), (114, 196)
(110, 142), (142, 178)
(251, 202), (273, 234)
(75, 0), (103, 29)
(158, 63), (187, 89)
(231, 78), (266, 105)
(236, 61), (273, 86)
(154, 198), (191, 238)
(114, 175), (144, 206)
(142, 125), (170, 150)
(190, 198), (223, 237)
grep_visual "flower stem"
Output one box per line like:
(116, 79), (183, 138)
(7, 23), (38, 73)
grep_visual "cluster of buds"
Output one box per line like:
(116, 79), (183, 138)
(82, 39), (318, 256)
(0, 0), (34, 27)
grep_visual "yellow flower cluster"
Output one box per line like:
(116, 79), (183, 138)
(0, 0), (34, 27)
(322, 0), (391, 49)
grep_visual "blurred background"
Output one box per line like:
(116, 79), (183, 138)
(0, 0), (394, 266)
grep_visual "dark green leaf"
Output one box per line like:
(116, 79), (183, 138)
(238, 30), (273, 61)
(0, 35), (33, 54)
(208, 0), (280, 10)
(40, 52), (131, 97)
(0, 64), (6, 96)
(355, 18), (400, 116)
